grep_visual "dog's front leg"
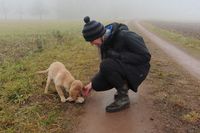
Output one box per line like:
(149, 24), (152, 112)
(55, 85), (66, 103)
(66, 96), (74, 102)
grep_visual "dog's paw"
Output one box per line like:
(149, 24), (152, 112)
(66, 97), (74, 102)
(76, 97), (85, 104)
(61, 98), (67, 103)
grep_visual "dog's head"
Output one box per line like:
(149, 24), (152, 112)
(70, 80), (84, 95)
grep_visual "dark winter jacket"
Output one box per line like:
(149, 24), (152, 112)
(100, 23), (151, 92)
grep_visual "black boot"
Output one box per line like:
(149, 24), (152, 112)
(106, 85), (130, 113)
(114, 91), (119, 100)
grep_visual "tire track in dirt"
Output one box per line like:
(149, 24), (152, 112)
(135, 22), (200, 80)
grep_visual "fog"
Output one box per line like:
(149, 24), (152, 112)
(0, 0), (200, 22)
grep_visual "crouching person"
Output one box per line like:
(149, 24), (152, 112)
(82, 16), (151, 113)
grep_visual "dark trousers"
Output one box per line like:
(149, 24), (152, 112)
(92, 59), (126, 92)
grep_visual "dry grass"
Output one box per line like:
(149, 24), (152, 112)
(0, 21), (99, 132)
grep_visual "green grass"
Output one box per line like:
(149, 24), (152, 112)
(143, 22), (200, 58)
(0, 21), (99, 132)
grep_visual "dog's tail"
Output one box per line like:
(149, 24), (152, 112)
(36, 69), (49, 74)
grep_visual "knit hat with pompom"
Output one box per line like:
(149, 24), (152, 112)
(82, 16), (106, 41)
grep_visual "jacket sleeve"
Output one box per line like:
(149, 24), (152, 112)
(120, 31), (151, 65)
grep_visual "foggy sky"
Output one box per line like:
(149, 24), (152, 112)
(0, 0), (200, 22)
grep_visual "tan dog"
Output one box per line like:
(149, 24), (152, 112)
(37, 61), (84, 103)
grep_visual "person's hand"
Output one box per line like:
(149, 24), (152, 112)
(107, 50), (121, 59)
(82, 82), (92, 97)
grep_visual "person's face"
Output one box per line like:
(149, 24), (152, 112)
(90, 38), (103, 47)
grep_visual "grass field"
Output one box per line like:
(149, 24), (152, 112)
(1, 20), (200, 132)
(142, 21), (200, 59)
(0, 21), (100, 132)
(148, 21), (200, 40)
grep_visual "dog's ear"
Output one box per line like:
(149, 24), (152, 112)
(81, 87), (85, 96)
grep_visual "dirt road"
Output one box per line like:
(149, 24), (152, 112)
(74, 22), (200, 133)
